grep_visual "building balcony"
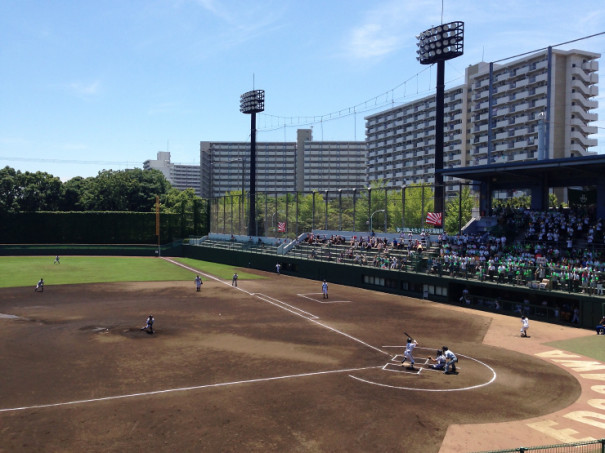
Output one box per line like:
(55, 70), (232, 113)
(570, 106), (598, 123)
(582, 60), (599, 72)
(532, 98), (547, 109)
(571, 91), (598, 109)
(570, 130), (598, 148)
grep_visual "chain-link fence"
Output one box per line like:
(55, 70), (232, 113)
(209, 183), (479, 238)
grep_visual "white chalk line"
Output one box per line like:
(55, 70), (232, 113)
(163, 258), (389, 356)
(297, 293), (352, 304)
(349, 353), (497, 392)
(161, 259), (496, 391)
(255, 293), (319, 320)
(0, 366), (381, 414)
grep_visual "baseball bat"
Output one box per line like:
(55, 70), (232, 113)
(404, 331), (414, 340)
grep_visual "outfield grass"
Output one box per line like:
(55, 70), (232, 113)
(546, 335), (605, 363)
(0, 256), (198, 288)
(0, 256), (264, 288)
(172, 257), (264, 281)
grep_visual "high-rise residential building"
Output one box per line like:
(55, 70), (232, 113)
(143, 151), (202, 195)
(200, 129), (366, 198)
(365, 48), (600, 193)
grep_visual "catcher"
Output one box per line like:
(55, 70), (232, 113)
(428, 349), (446, 370)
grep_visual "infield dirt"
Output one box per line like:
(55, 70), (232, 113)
(0, 266), (595, 452)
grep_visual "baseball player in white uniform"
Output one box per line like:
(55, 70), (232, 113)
(520, 316), (529, 337)
(401, 337), (418, 369)
(442, 346), (458, 374)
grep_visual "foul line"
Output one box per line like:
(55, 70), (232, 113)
(255, 293), (319, 320)
(297, 293), (352, 304)
(0, 366), (381, 414)
(163, 257), (389, 357)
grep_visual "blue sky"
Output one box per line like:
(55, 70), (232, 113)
(1, 0), (604, 181)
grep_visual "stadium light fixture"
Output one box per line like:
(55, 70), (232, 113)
(416, 21), (464, 217)
(240, 89), (265, 236)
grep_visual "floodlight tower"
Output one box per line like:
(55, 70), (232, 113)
(416, 21), (464, 216)
(239, 89), (265, 236)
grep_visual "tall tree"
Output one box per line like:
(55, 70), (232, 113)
(444, 185), (476, 235)
(79, 169), (170, 211)
(0, 166), (21, 213)
(0, 167), (62, 212)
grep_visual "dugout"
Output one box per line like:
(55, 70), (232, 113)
(440, 154), (605, 219)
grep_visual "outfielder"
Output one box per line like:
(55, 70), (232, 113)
(401, 337), (418, 369)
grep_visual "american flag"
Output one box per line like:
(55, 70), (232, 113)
(425, 212), (442, 226)
(277, 221), (286, 232)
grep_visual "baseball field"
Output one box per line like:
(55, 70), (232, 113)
(0, 256), (602, 452)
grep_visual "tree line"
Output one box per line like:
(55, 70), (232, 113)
(0, 166), (204, 215)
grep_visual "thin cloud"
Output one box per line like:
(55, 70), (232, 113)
(349, 23), (401, 59)
(342, 1), (436, 60)
(66, 80), (102, 98)
(193, 0), (287, 40)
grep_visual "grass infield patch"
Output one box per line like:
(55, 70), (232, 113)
(546, 335), (605, 363)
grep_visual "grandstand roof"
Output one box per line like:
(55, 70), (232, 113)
(440, 154), (605, 189)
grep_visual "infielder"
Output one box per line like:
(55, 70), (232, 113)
(35, 278), (44, 292)
(195, 275), (202, 292)
(141, 314), (154, 334)
(232, 273), (238, 287)
(442, 346), (458, 374)
(520, 316), (529, 337)
(322, 280), (328, 299)
(401, 337), (418, 369)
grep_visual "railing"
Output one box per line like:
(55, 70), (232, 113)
(474, 437), (605, 453)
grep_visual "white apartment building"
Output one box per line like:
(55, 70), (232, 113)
(143, 151), (202, 196)
(200, 129), (366, 198)
(365, 48), (599, 193)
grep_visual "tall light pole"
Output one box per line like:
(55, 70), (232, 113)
(369, 209), (385, 233)
(240, 89), (265, 236)
(416, 21), (464, 216)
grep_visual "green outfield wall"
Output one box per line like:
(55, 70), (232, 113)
(181, 245), (604, 331)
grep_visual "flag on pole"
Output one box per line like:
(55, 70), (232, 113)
(277, 221), (286, 232)
(425, 212), (442, 226)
